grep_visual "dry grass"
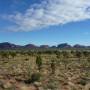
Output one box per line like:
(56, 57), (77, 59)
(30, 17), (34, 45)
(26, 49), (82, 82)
(0, 50), (90, 90)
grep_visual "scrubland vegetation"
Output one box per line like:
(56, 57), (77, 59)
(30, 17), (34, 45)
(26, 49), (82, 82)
(0, 49), (90, 90)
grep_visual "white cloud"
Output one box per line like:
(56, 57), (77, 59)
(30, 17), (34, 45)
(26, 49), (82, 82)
(5, 0), (90, 31)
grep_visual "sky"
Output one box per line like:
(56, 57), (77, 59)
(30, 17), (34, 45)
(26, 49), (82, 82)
(0, 0), (90, 45)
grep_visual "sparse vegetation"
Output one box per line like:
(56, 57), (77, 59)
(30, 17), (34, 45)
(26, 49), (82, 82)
(0, 49), (90, 90)
(36, 56), (42, 71)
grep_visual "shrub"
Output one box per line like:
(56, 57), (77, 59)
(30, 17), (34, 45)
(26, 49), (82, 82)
(31, 73), (41, 83)
(77, 79), (86, 86)
(24, 72), (41, 84)
(9, 52), (16, 58)
(36, 56), (42, 71)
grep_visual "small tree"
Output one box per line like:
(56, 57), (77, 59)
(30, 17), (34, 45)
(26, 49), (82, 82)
(36, 56), (42, 71)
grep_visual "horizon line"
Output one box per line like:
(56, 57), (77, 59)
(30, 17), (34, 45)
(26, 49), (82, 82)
(0, 42), (90, 47)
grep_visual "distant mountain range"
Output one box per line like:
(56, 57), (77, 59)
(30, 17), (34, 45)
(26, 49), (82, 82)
(0, 42), (90, 49)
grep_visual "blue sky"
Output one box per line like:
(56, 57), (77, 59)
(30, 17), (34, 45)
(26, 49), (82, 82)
(0, 0), (90, 45)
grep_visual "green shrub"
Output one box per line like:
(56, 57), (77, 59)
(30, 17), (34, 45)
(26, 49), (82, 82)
(9, 52), (16, 58)
(31, 73), (41, 83)
(36, 56), (42, 71)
